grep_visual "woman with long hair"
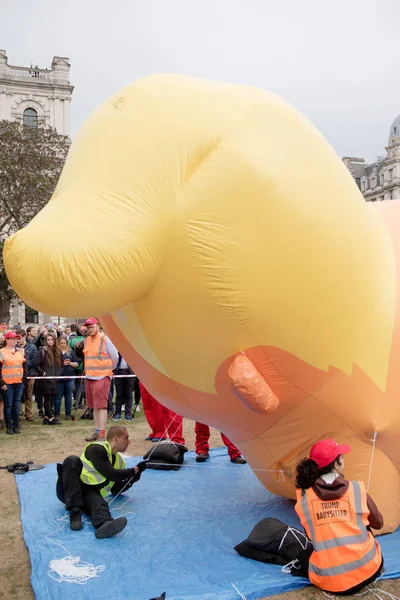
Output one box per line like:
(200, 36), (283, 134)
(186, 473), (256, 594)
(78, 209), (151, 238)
(294, 439), (383, 595)
(55, 336), (79, 419)
(35, 332), (63, 425)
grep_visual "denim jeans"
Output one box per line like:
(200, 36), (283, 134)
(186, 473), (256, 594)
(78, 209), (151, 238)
(55, 379), (75, 416)
(35, 393), (44, 410)
(2, 382), (24, 429)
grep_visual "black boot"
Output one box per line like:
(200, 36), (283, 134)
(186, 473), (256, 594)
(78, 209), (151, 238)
(69, 508), (83, 531)
(95, 517), (127, 539)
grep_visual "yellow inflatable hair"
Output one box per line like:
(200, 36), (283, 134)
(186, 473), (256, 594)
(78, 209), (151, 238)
(4, 75), (400, 532)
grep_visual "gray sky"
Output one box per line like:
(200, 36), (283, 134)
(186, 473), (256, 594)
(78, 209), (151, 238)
(1, 0), (400, 162)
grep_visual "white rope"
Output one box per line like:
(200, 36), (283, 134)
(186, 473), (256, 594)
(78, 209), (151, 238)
(46, 504), (135, 584)
(48, 556), (105, 585)
(28, 374), (137, 379)
(367, 431), (378, 493)
(141, 462), (285, 474)
(281, 558), (301, 574)
(366, 587), (400, 600)
(231, 582), (248, 600)
(108, 415), (184, 508)
(45, 515), (104, 584)
(278, 526), (310, 551)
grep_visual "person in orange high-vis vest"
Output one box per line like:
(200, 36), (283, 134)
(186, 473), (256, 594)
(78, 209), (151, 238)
(294, 438), (383, 595)
(75, 318), (118, 442)
(0, 331), (26, 435)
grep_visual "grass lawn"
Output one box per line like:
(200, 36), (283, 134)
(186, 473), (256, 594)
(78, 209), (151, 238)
(0, 407), (398, 600)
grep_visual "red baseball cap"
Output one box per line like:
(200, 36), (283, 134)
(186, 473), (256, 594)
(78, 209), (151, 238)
(310, 438), (351, 468)
(5, 331), (20, 339)
(84, 318), (100, 326)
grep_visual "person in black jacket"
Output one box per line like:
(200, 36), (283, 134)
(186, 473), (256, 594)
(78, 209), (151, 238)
(35, 332), (63, 424)
(56, 425), (147, 537)
(112, 353), (137, 421)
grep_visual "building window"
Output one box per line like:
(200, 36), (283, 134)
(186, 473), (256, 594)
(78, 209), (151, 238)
(389, 169), (393, 181)
(380, 174), (384, 185)
(394, 127), (397, 134)
(23, 107), (38, 128)
(25, 305), (39, 323)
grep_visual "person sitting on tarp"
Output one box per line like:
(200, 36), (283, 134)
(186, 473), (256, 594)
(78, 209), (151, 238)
(294, 438), (383, 595)
(56, 425), (147, 538)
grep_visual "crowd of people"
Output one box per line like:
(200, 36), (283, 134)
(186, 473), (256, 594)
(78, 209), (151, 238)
(0, 318), (246, 464)
(0, 320), (136, 434)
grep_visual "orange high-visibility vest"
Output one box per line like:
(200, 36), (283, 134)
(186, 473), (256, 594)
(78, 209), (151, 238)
(83, 333), (113, 378)
(0, 347), (25, 384)
(295, 481), (382, 593)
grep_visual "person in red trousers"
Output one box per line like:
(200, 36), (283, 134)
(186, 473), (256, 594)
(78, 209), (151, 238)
(140, 383), (185, 445)
(195, 422), (247, 464)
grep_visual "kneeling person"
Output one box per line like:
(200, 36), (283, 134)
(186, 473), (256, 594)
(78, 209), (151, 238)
(56, 425), (147, 538)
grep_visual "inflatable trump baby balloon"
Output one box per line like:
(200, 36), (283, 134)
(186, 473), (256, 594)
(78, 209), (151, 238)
(4, 75), (400, 533)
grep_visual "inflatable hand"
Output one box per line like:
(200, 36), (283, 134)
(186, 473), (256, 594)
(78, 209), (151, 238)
(4, 75), (400, 532)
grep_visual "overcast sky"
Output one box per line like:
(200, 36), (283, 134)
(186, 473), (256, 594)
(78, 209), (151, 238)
(1, 0), (400, 162)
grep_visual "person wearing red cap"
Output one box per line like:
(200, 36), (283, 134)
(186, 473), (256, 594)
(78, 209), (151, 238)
(75, 318), (118, 441)
(294, 438), (383, 595)
(0, 331), (26, 434)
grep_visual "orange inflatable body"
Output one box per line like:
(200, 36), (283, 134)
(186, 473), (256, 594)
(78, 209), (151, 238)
(4, 75), (400, 532)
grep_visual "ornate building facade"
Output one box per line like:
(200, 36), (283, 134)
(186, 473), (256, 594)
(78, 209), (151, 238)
(0, 50), (74, 326)
(343, 115), (400, 202)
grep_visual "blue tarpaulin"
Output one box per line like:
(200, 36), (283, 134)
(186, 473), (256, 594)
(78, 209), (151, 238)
(16, 447), (400, 600)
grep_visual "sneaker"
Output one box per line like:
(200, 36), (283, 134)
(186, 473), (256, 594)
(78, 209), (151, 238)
(196, 452), (210, 462)
(13, 427), (21, 434)
(38, 409), (44, 418)
(85, 432), (105, 442)
(95, 517), (127, 539)
(151, 437), (167, 442)
(49, 418), (62, 425)
(112, 414), (122, 421)
(42, 417), (51, 425)
(6, 427), (14, 435)
(69, 508), (83, 531)
(65, 415), (72, 420)
(145, 435), (154, 441)
(124, 415), (133, 421)
(25, 416), (35, 422)
(231, 456), (247, 464)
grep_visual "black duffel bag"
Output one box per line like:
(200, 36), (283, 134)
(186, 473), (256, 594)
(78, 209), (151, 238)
(143, 442), (188, 471)
(234, 517), (313, 577)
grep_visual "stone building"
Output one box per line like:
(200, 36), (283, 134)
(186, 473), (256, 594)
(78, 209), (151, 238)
(0, 50), (74, 326)
(343, 115), (400, 202)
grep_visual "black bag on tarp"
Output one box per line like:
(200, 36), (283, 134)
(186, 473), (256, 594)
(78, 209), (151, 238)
(234, 517), (313, 577)
(143, 442), (188, 471)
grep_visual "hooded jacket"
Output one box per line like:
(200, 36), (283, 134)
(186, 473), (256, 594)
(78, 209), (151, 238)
(312, 474), (383, 530)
